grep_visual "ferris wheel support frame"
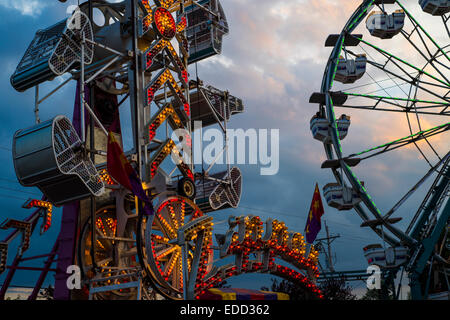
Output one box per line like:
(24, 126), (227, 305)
(315, 0), (450, 299)
(319, 0), (408, 246)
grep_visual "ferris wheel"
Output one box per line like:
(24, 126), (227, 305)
(310, 0), (449, 299)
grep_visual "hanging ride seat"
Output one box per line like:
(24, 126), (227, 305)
(185, 0), (229, 64)
(419, 0), (450, 16)
(10, 10), (94, 92)
(363, 244), (409, 268)
(173, 84), (244, 129)
(310, 113), (351, 143)
(12, 116), (105, 206)
(323, 183), (361, 211)
(366, 10), (405, 39)
(334, 54), (367, 84)
(187, 167), (242, 214)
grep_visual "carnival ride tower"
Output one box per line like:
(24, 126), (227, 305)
(1, 0), (322, 301)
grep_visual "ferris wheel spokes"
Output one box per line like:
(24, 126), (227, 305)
(312, 0), (449, 251)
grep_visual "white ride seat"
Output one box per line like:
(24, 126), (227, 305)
(363, 244), (409, 268)
(310, 114), (351, 143)
(366, 10), (405, 39)
(334, 54), (367, 84)
(323, 183), (361, 210)
(419, 0), (450, 16)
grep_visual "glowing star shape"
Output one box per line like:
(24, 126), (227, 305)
(141, 0), (154, 34)
(141, 1), (187, 37)
(141, 1), (190, 117)
(98, 169), (117, 186)
(154, 7), (177, 39)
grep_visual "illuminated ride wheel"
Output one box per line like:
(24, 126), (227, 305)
(79, 196), (140, 300)
(312, 0), (449, 250)
(137, 195), (212, 300)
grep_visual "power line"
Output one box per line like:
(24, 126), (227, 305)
(0, 284), (40, 289)
(210, 204), (379, 242)
(0, 185), (41, 197)
(239, 204), (362, 229)
(0, 193), (31, 202)
(0, 177), (21, 184)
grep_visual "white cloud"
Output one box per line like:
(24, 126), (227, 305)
(204, 55), (234, 69)
(0, 0), (47, 17)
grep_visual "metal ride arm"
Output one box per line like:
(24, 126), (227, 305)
(170, 215), (213, 300)
(311, 0), (449, 301)
(88, 270), (144, 300)
(408, 162), (450, 239)
(4, 0), (329, 301)
(0, 200), (56, 300)
(407, 163), (450, 299)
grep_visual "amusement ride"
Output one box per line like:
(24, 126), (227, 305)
(0, 0), (321, 300)
(310, 0), (449, 300)
(0, 0), (448, 301)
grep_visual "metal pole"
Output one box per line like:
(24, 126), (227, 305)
(182, 241), (189, 299)
(37, 76), (73, 105)
(0, 253), (22, 300)
(28, 240), (59, 300)
(81, 100), (108, 136)
(130, 0), (141, 178)
(80, 33), (86, 143)
(224, 91), (231, 177)
(325, 221), (334, 272)
(88, 0), (97, 274)
(34, 85), (40, 124)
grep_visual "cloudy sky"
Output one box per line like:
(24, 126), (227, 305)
(0, 0), (448, 297)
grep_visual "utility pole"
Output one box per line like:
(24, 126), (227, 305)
(315, 220), (340, 273)
(325, 221), (334, 272)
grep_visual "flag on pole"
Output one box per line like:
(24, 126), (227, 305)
(107, 132), (154, 216)
(304, 183), (325, 243)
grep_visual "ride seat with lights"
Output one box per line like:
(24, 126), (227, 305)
(188, 167), (242, 214)
(173, 83), (244, 129)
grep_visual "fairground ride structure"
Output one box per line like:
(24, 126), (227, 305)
(310, 0), (449, 300)
(0, 0), (322, 300)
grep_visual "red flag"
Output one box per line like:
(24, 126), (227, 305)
(107, 132), (154, 215)
(106, 132), (133, 190)
(304, 183), (325, 243)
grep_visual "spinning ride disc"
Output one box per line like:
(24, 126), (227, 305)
(137, 196), (212, 300)
(79, 197), (138, 300)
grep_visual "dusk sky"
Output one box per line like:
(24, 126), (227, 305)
(0, 0), (448, 297)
